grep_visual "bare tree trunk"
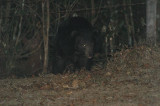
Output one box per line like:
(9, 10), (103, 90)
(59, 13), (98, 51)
(15, 0), (25, 46)
(157, 0), (160, 41)
(42, 0), (50, 73)
(91, 0), (95, 25)
(129, 0), (136, 46)
(42, 1), (45, 72)
(146, 0), (157, 46)
(0, 3), (3, 34)
(45, 0), (50, 73)
(5, 1), (11, 24)
(123, 0), (132, 47)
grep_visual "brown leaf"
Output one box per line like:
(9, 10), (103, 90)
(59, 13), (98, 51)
(40, 84), (51, 90)
(63, 84), (70, 88)
(67, 91), (72, 95)
(72, 79), (79, 89)
(106, 72), (111, 76)
(142, 63), (151, 69)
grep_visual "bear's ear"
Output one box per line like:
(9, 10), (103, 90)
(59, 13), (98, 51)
(71, 30), (78, 37)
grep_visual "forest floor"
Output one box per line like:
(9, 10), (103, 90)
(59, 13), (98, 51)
(0, 45), (160, 106)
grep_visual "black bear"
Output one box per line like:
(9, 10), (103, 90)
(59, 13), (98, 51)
(53, 16), (100, 74)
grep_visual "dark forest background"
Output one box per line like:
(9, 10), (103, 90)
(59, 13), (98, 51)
(0, 0), (159, 77)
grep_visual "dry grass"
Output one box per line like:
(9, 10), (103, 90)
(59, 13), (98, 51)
(0, 45), (160, 105)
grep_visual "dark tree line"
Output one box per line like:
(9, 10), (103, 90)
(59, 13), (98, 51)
(0, 0), (159, 77)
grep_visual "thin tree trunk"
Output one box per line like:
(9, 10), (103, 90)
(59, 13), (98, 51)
(42, 0), (50, 73)
(157, 0), (160, 41)
(91, 0), (95, 25)
(41, 1), (45, 63)
(0, 3), (2, 34)
(45, 0), (50, 73)
(123, 0), (132, 47)
(146, 0), (157, 45)
(129, 0), (136, 46)
(15, 0), (25, 46)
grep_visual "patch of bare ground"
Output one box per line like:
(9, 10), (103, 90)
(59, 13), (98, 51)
(0, 45), (160, 105)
